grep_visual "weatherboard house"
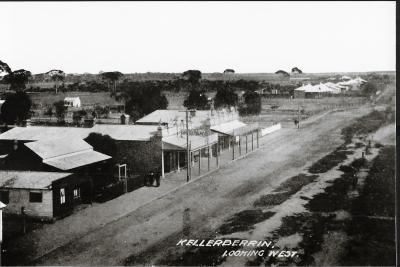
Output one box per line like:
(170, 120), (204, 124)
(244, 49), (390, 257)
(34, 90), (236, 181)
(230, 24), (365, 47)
(0, 171), (82, 220)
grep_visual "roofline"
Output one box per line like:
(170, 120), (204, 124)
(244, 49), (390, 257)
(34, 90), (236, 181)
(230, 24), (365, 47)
(0, 186), (51, 191)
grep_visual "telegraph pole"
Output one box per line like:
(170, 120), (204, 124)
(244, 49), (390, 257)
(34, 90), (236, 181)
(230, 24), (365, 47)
(186, 109), (190, 182)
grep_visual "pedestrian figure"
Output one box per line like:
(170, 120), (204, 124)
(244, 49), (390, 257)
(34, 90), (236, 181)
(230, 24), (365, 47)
(352, 173), (358, 189)
(155, 171), (161, 187)
(21, 207), (26, 234)
(293, 118), (298, 128)
(148, 171), (154, 186)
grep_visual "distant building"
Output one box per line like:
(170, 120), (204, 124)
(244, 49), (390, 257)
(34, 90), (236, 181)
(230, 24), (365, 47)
(64, 97), (81, 108)
(0, 171), (83, 220)
(294, 83), (337, 98)
(337, 77), (367, 91)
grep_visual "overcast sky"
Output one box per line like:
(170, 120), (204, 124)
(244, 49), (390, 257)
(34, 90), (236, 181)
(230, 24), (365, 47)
(1, 1), (396, 74)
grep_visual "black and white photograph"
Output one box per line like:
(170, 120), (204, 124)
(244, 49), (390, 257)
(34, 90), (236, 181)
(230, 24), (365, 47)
(0, 1), (396, 266)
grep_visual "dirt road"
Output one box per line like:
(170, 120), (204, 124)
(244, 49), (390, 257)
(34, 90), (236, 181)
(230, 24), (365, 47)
(34, 106), (374, 266)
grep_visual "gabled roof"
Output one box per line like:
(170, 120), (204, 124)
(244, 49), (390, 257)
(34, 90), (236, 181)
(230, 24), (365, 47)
(23, 138), (111, 170)
(0, 171), (73, 189)
(25, 138), (92, 160)
(324, 82), (343, 93)
(294, 83), (314, 91)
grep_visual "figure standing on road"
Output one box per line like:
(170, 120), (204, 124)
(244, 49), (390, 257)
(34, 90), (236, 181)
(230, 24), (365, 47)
(352, 172), (358, 189)
(155, 171), (161, 187)
(293, 118), (299, 128)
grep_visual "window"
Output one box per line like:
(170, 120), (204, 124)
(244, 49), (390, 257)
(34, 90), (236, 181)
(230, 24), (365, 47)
(0, 190), (9, 204)
(29, 192), (43, 203)
(60, 188), (66, 204)
(73, 188), (80, 199)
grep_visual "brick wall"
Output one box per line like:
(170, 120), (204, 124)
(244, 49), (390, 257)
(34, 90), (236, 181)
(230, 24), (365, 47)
(114, 134), (162, 175)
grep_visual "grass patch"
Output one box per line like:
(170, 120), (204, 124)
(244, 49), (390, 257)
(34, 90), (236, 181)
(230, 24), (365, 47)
(341, 109), (394, 144)
(216, 210), (275, 235)
(352, 146), (395, 217)
(308, 146), (352, 174)
(253, 174), (318, 207)
(340, 217), (395, 266)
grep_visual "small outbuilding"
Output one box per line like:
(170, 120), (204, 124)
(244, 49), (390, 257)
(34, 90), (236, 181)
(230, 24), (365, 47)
(0, 171), (83, 220)
(64, 97), (81, 108)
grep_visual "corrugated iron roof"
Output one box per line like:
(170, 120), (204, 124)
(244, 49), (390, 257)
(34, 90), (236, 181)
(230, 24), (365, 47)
(0, 171), (73, 189)
(163, 134), (218, 151)
(0, 126), (90, 141)
(25, 138), (93, 160)
(210, 120), (247, 136)
(43, 150), (111, 171)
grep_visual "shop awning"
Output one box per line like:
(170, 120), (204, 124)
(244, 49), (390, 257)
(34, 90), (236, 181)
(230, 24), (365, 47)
(210, 120), (247, 136)
(163, 134), (218, 151)
(211, 120), (259, 136)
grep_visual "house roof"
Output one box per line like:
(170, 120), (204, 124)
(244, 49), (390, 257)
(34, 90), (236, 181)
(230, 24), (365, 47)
(324, 82), (343, 93)
(0, 126), (90, 141)
(296, 83), (335, 93)
(43, 150), (111, 171)
(0, 125), (167, 142)
(0, 171), (73, 189)
(163, 134), (218, 151)
(210, 120), (247, 136)
(64, 97), (80, 101)
(294, 83), (314, 91)
(24, 138), (93, 160)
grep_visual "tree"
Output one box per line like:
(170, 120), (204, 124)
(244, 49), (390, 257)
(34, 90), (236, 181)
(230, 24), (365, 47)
(275, 70), (289, 77)
(223, 69), (235, 74)
(239, 90), (262, 116)
(214, 87), (238, 109)
(84, 133), (118, 189)
(119, 82), (169, 121)
(44, 107), (54, 117)
(0, 60), (11, 76)
(182, 70), (202, 86)
(53, 100), (67, 123)
(101, 71), (123, 93)
(46, 69), (65, 94)
(72, 109), (87, 125)
(0, 91), (32, 124)
(291, 67), (303, 74)
(2, 69), (32, 91)
(361, 82), (377, 96)
(183, 90), (210, 110)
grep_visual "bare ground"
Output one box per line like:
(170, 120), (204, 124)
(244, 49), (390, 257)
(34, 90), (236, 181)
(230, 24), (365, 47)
(28, 105), (379, 266)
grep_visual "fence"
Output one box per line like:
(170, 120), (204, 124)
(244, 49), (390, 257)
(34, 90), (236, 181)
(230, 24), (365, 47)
(94, 175), (144, 203)
(260, 123), (281, 136)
